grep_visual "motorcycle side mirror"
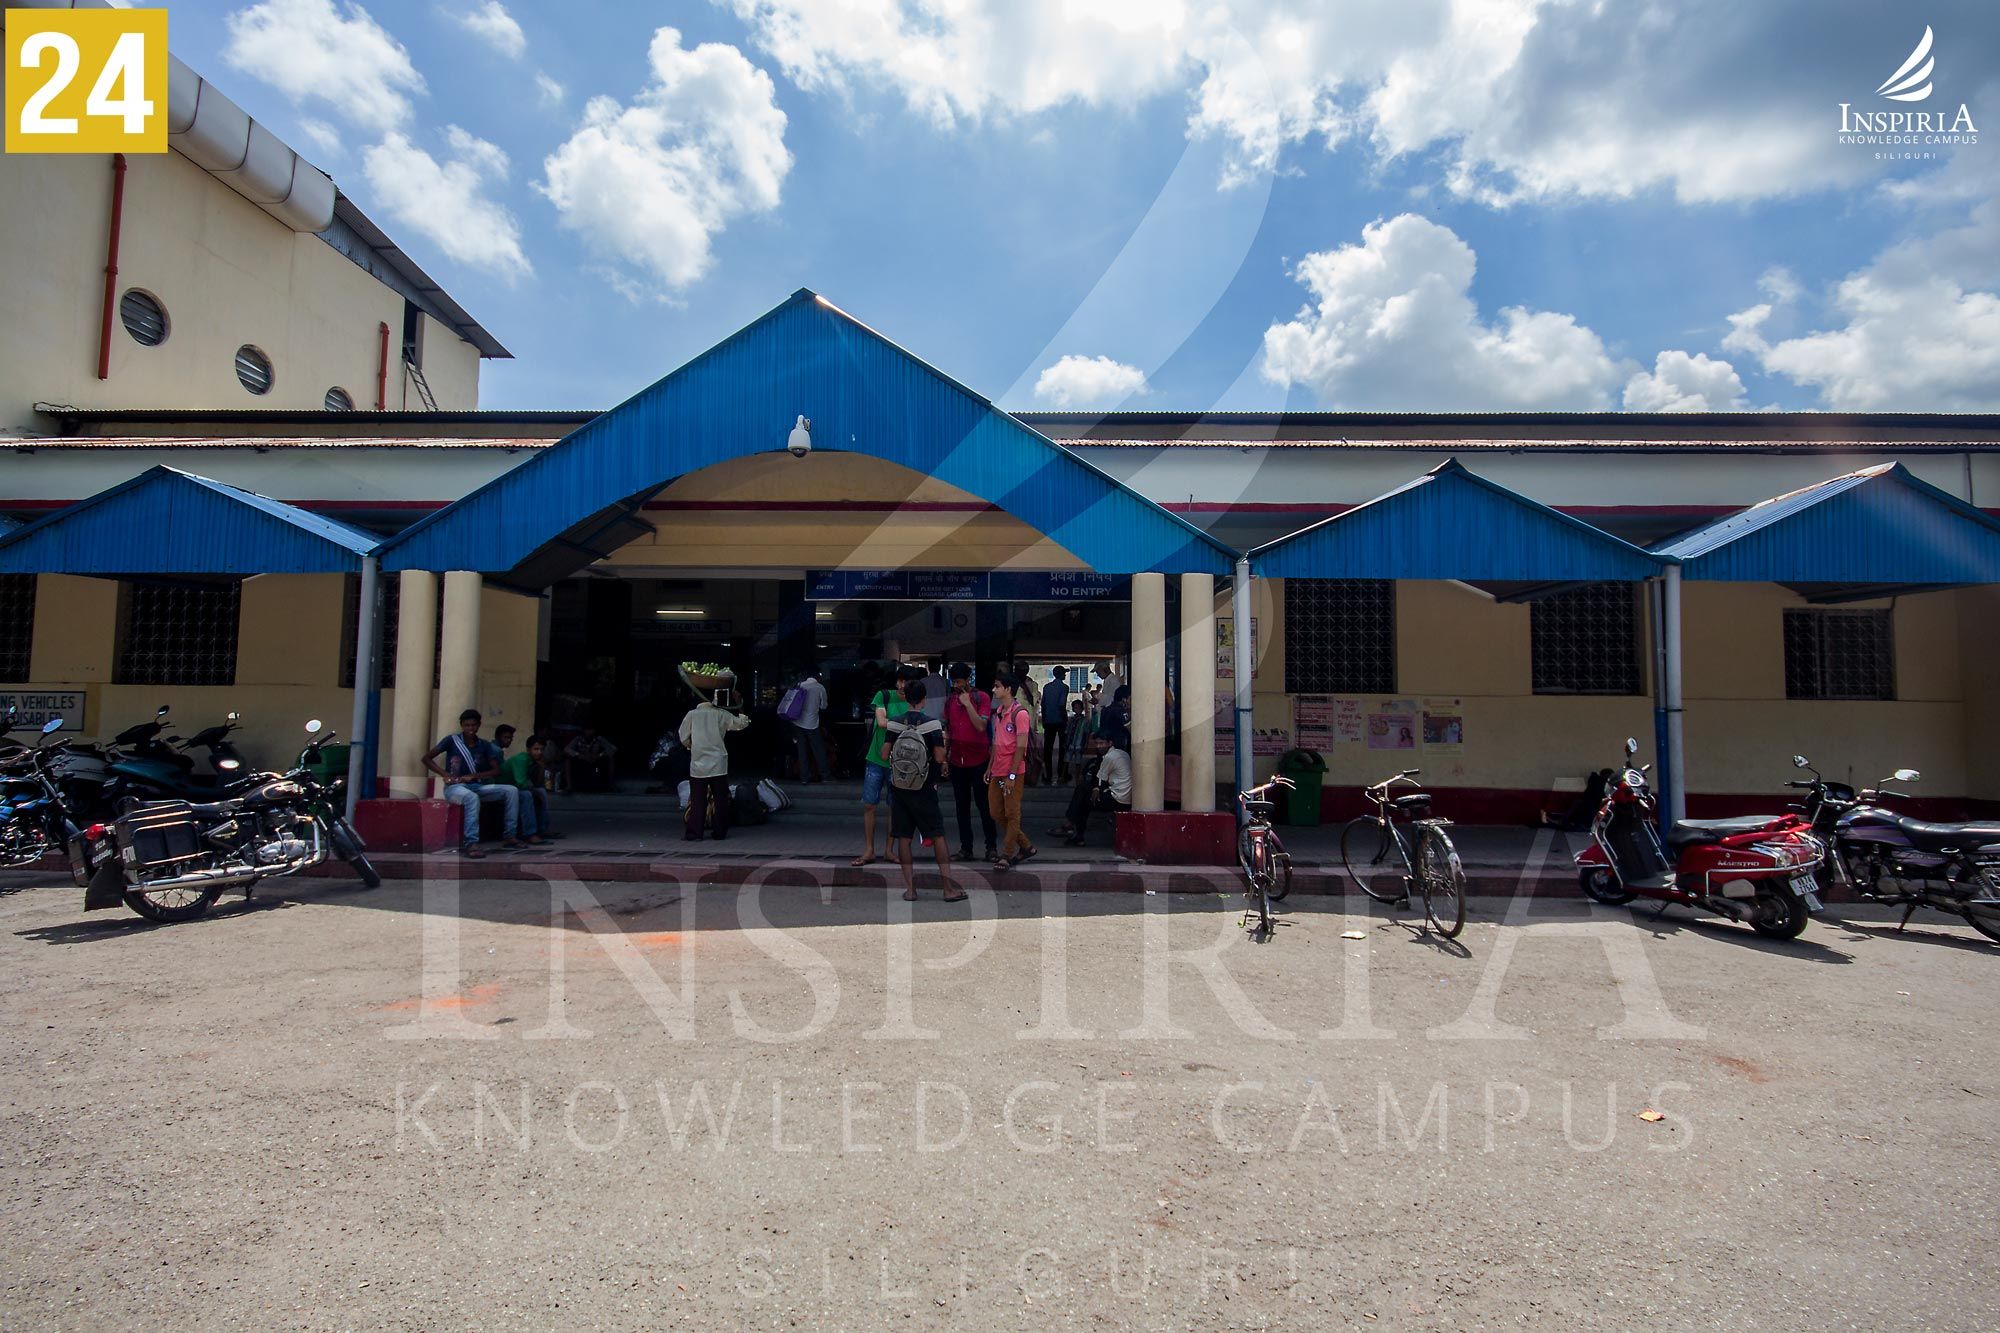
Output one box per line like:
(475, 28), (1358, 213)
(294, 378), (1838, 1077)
(1893, 768), (1919, 783)
(1623, 737), (1639, 757)
(156, 705), (170, 718)
(305, 719), (323, 734)
(226, 711), (240, 723)
(1792, 755), (1809, 769)
(41, 717), (63, 736)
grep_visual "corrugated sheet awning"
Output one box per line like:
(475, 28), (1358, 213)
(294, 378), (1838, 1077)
(0, 466), (379, 575)
(1652, 462), (2000, 588)
(1247, 459), (1665, 582)
(379, 290), (1236, 580)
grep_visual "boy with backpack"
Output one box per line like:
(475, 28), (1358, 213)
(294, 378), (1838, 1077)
(883, 680), (965, 902)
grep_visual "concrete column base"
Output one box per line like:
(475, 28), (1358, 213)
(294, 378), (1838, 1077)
(1114, 809), (1237, 866)
(353, 797), (457, 853)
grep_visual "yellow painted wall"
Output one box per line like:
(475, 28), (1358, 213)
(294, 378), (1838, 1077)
(1230, 578), (1983, 802)
(0, 149), (480, 432)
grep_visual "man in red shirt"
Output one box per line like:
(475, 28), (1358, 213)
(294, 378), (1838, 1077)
(941, 662), (995, 862)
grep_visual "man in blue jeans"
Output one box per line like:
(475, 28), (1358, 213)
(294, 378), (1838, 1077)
(423, 708), (522, 858)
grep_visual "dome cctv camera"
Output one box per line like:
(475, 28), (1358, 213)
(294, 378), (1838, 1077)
(787, 415), (812, 458)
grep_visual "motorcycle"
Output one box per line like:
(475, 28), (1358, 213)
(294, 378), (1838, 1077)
(71, 718), (381, 924)
(107, 705), (249, 794)
(1575, 737), (1823, 940)
(1788, 755), (2000, 943)
(0, 716), (75, 868)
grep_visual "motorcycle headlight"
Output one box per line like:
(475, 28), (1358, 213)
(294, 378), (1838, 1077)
(218, 758), (241, 771)
(1623, 768), (1646, 788)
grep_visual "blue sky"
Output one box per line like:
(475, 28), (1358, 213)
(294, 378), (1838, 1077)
(168, 0), (1997, 413)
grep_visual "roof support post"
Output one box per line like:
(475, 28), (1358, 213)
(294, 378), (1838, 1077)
(345, 553), (381, 817)
(1232, 556), (1254, 801)
(437, 571), (484, 755)
(1129, 573), (1167, 812)
(388, 570), (439, 797)
(1178, 572), (1217, 812)
(1661, 564), (1687, 824)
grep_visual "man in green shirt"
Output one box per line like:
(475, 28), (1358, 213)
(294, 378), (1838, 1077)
(853, 664), (919, 866)
(495, 727), (553, 845)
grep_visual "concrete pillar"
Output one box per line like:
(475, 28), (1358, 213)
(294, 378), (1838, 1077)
(1130, 572), (1167, 811)
(436, 570), (484, 742)
(1662, 564), (1687, 823)
(1231, 557), (1254, 796)
(387, 570), (438, 797)
(344, 555), (381, 816)
(1178, 572), (1216, 812)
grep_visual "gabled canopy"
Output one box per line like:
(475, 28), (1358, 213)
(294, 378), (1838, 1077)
(0, 466), (378, 575)
(1248, 459), (1665, 583)
(381, 290), (1235, 582)
(1653, 462), (2000, 592)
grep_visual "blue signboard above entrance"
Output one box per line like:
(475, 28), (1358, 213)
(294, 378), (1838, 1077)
(806, 570), (1129, 601)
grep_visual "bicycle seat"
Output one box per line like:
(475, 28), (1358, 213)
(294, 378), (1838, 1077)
(1391, 793), (1433, 814)
(1241, 799), (1276, 818)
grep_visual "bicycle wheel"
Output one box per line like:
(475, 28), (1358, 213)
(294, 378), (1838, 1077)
(1417, 826), (1466, 939)
(1341, 817), (1405, 903)
(1267, 850), (1292, 902)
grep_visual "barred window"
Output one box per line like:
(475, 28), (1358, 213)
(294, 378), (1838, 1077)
(117, 582), (239, 686)
(1531, 583), (1641, 695)
(0, 574), (35, 682)
(1284, 579), (1395, 694)
(1784, 608), (1894, 700)
(340, 576), (442, 690)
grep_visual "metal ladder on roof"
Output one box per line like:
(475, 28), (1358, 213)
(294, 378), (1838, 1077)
(403, 354), (439, 411)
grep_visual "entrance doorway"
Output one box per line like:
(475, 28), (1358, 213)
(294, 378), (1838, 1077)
(538, 571), (1134, 781)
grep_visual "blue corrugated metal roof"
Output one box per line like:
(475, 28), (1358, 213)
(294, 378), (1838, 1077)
(1247, 459), (1665, 582)
(380, 290), (1235, 578)
(1653, 462), (2000, 583)
(0, 466), (377, 575)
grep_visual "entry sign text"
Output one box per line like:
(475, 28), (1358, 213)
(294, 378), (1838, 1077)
(0, 687), (85, 732)
(6, 8), (168, 154)
(805, 570), (1128, 602)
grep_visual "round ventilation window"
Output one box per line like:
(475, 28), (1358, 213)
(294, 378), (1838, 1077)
(235, 345), (273, 395)
(324, 386), (354, 412)
(120, 289), (168, 346)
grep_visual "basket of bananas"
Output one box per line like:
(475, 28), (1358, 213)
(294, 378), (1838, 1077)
(678, 660), (736, 692)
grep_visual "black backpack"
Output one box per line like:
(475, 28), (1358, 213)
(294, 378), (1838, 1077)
(732, 781), (769, 826)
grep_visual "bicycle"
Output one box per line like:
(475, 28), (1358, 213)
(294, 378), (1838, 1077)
(1236, 775), (1295, 936)
(1338, 768), (1465, 938)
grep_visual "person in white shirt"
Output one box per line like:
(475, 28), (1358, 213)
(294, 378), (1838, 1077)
(790, 668), (831, 783)
(1093, 661), (1124, 709)
(1061, 735), (1132, 845)
(678, 689), (751, 840)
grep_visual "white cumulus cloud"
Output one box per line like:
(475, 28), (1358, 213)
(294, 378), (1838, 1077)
(539, 27), (790, 297)
(454, 0), (526, 60)
(224, 0), (424, 132)
(361, 127), (530, 278)
(535, 72), (564, 105)
(1723, 197), (2000, 409)
(720, 0), (1933, 200)
(1033, 355), (1149, 408)
(1260, 214), (1623, 409)
(1621, 351), (1748, 411)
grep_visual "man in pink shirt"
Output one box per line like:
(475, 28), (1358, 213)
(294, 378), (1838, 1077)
(941, 662), (996, 862)
(986, 671), (1038, 869)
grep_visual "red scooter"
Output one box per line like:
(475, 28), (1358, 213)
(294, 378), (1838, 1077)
(1575, 738), (1824, 940)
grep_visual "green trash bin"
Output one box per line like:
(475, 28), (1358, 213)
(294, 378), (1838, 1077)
(307, 741), (351, 787)
(1275, 748), (1328, 826)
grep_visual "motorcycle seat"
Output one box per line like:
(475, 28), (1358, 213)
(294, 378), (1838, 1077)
(1665, 816), (1772, 849)
(1891, 816), (2000, 852)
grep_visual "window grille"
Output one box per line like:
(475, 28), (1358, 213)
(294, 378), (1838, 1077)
(235, 345), (273, 395)
(117, 582), (239, 686)
(324, 386), (354, 412)
(0, 575), (34, 682)
(1783, 608), (1894, 700)
(120, 289), (168, 346)
(1284, 579), (1395, 694)
(340, 575), (402, 689)
(1532, 583), (1641, 695)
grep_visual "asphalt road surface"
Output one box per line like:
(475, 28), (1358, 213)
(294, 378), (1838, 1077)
(0, 870), (1994, 1329)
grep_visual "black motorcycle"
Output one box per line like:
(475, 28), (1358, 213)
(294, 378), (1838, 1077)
(1, 715), (77, 869)
(72, 719), (381, 923)
(1788, 755), (2000, 943)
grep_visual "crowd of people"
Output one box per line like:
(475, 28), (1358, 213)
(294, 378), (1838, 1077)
(428, 659), (1143, 884)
